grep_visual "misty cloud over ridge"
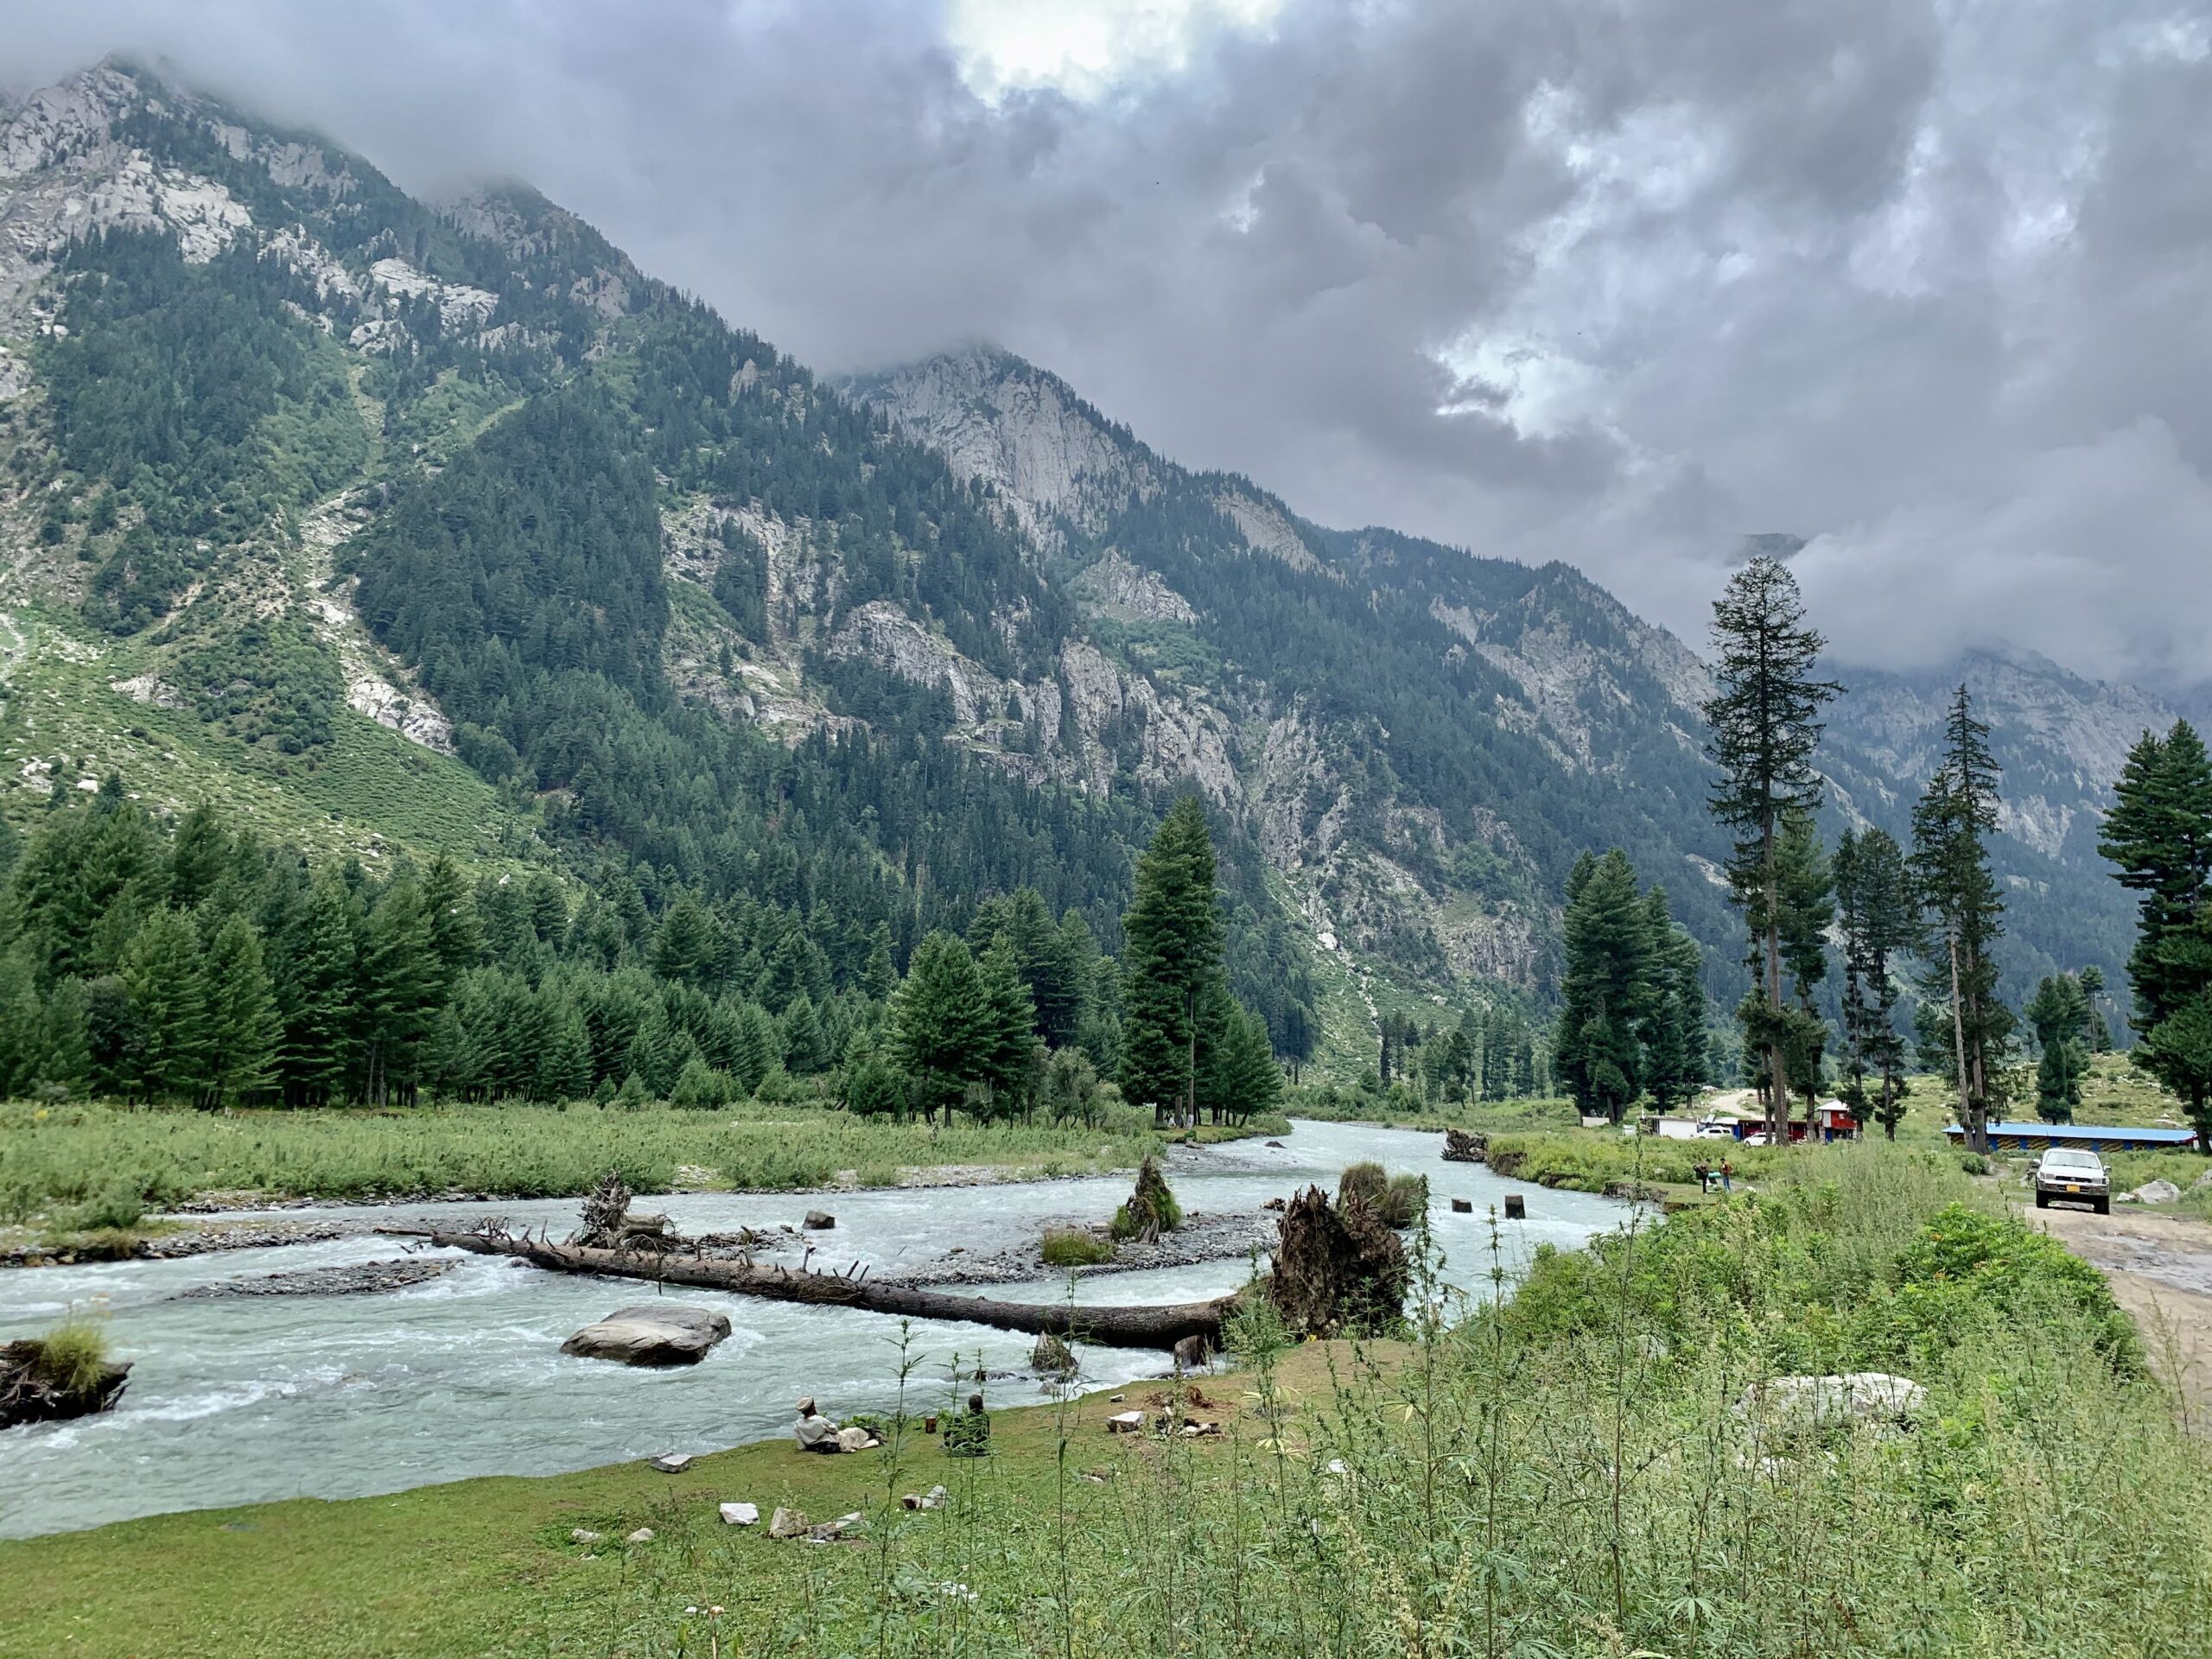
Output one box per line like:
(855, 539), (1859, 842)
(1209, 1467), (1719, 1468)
(5, 0), (2208, 690)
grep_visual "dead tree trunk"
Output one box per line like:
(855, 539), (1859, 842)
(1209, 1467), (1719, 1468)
(380, 1226), (1231, 1350)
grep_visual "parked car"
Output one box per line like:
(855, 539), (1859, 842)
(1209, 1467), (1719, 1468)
(1692, 1120), (1738, 1140)
(1740, 1131), (1771, 1147)
(2032, 1147), (2110, 1213)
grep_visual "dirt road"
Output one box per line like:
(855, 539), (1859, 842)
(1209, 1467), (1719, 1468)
(2033, 1200), (2212, 1428)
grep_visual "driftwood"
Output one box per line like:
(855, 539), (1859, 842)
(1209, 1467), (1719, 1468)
(1442, 1128), (1487, 1164)
(380, 1225), (1231, 1350)
(0, 1340), (130, 1431)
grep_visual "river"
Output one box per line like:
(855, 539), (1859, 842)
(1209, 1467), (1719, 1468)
(0, 1119), (1630, 1538)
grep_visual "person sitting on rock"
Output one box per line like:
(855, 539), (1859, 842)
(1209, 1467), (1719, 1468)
(943, 1391), (991, 1458)
(793, 1396), (842, 1453)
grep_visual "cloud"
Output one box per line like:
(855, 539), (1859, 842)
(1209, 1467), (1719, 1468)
(5, 0), (2209, 689)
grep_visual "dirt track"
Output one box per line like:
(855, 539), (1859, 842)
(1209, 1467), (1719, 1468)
(2033, 1200), (2212, 1429)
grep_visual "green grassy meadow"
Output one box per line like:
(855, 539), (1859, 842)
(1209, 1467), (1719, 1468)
(0, 1096), (1281, 1239)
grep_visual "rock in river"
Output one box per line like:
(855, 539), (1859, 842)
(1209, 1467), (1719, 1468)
(561, 1305), (731, 1366)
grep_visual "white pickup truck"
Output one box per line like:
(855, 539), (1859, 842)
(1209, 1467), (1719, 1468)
(2031, 1147), (2111, 1214)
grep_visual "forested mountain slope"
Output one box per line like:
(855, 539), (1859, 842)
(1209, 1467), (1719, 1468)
(853, 348), (2152, 1009)
(0, 62), (2154, 1073)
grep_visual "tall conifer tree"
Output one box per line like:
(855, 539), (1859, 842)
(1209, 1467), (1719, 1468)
(1702, 554), (1840, 1140)
(1910, 684), (2013, 1154)
(1833, 826), (1917, 1138)
(2100, 720), (2212, 1143)
(1118, 798), (1226, 1127)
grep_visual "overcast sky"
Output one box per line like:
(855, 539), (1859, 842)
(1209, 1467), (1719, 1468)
(6, 0), (2210, 690)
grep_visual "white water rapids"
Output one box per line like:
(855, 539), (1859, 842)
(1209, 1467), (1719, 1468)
(0, 1120), (1630, 1537)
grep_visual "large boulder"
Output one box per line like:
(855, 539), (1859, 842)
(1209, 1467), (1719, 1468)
(1735, 1372), (1925, 1433)
(2124, 1179), (2182, 1205)
(561, 1305), (731, 1366)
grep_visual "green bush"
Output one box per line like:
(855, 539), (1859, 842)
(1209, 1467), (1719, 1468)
(667, 1058), (734, 1111)
(1040, 1226), (1113, 1268)
(57, 1178), (144, 1231)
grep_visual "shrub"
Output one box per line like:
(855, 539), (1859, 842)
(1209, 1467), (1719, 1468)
(1040, 1226), (1113, 1268)
(1958, 1151), (1991, 1176)
(58, 1178), (144, 1232)
(668, 1058), (735, 1110)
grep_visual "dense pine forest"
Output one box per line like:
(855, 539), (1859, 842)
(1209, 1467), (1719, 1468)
(0, 779), (1287, 1128)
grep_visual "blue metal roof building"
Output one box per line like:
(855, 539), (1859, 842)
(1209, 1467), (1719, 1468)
(1946, 1121), (2202, 1152)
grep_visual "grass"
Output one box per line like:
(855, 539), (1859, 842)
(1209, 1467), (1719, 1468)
(23, 1312), (111, 1395)
(0, 1097), (1228, 1227)
(5, 1141), (2209, 1656)
(1039, 1226), (1114, 1268)
(0, 602), (537, 870)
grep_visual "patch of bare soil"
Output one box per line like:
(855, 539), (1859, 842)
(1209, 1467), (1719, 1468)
(2034, 1201), (2212, 1430)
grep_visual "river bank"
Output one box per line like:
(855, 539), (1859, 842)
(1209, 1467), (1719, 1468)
(7, 1141), (2207, 1658)
(0, 1098), (1283, 1263)
(0, 1121), (1623, 1541)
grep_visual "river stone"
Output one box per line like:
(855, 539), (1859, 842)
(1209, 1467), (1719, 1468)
(625, 1527), (655, 1544)
(720, 1502), (760, 1526)
(2126, 1179), (2182, 1205)
(803, 1211), (836, 1230)
(561, 1305), (731, 1366)
(1107, 1409), (1146, 1433)
(650, 1452), (695, 1473)
(770, 1506), (810, 1538)
(1735, 1372), (1926, 1433)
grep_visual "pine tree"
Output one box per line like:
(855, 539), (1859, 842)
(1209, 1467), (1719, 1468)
(281, 873), (359, 1106)
(859, 922), (898, 1001)
(1554, 849), (1657, 1122)
(2076, 965), (2113, 1052)
(2100, 720), (2212, 1142)
(779, 992), (828, 1075)
(421, 855), (483, 987)
(892, 931), (989, 1124)
(976, 938), (1041, 1117)
(119, 909), (208, 1103)
(539, 1007), (596, 1103)
(1833, 826), (1918, 1138)
(357, 877), (439, 1105)
(651, 893), (720, 988)
(1242, 1005), (1286, 1122)
(1641, 889), (1708, 1111)
(2024, 974), (2090, 1124)
(200, 914), (280, 1108)
(1911, 685), (2014, 1154)
(166, 803), (232, 911)
(1118, 798), (1226, 1127)
(729, 1002), (778, 1095)
(1702, 553), (1840, 1139)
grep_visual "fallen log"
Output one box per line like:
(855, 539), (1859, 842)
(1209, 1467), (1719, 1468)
(379, 1226), (1232, 1350)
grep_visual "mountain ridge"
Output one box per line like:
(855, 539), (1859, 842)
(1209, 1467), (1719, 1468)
(0, 61), (2157, 1069)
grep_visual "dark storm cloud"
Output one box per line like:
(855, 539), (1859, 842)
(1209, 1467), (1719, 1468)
(5, 0), (2209, 689)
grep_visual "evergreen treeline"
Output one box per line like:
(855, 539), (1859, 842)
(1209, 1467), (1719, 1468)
(0, 782), (1287, 1127)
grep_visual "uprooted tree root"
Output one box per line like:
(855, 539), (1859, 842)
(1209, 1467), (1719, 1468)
(0, 1339), (131, 1432)
(1265, 1185), (1408, 1338)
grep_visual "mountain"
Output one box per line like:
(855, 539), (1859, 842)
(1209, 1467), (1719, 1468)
(0, 63), (2160, 1074)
